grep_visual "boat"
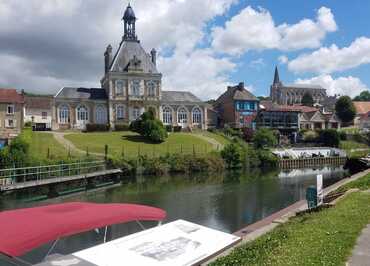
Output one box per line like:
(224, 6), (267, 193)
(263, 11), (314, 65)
(0, 202), (166, 265)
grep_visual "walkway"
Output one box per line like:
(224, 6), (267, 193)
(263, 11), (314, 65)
(192, 133), (224, 150)
(347, 224), (370, 265)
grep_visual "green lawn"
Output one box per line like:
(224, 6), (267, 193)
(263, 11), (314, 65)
(21, 129), (69, 160)
(339, 140), (369, 150)
(211, 173), (370, 266)
(64, 131), (215, 158)
(200, 131), (231, 146)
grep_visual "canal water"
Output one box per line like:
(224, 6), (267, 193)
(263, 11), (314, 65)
(0, 166), (349, 264)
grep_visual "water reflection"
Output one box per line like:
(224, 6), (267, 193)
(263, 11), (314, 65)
(0, 166), (348, 264)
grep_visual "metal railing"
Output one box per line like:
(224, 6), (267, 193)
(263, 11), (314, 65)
(0, 160), (106, 186)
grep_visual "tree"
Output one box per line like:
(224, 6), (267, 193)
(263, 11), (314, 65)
(221, 143), (242, 169)
(301, 92), (314, 107)
(319, 129), (340, 147)
(335, 96), (356, 123)
(129, 111), (168, 143)
(353, 90), (370, 101)
(252, 128), (278, 149)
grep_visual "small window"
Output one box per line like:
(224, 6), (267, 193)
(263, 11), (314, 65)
(7, 105), (14, 115)
(116, 80), (124, 96)
(42, 112), (47, 119)
(116, 105), (125, 120)
(5, 119), (15, 128)
(147, 81), (156, 97)
(133, 107), (141, 120)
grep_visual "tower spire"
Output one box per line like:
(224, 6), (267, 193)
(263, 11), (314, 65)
(273, 66), (280, 85)
(122, 3), (137, 41)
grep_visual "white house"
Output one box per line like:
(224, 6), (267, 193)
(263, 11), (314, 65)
(24, 96), (53, 131)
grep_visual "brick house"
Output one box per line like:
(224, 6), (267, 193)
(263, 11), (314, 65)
(214, 82), (259, 129)
(0, 89), (24, 145)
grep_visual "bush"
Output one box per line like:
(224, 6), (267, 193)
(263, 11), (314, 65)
(0, 136), (30, 168)
(339, 131), (347, 141)
(165, 125), (173, 132)
(221, 143), (242, 169)
(173, 126), (182, 132)
(85, 123), (110, 132)
(115, 123), (130, 131)
(303, 130), (319, 143)
(130, 111), (168, 143)
(252, 128), (278, 149)
(319, 129), (340, 147)
(24, 121), (32, 128)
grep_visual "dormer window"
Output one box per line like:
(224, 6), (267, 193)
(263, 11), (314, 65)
(7, 105), (14, 115)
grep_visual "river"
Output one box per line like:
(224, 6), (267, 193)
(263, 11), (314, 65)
(0, 166), (349, 264)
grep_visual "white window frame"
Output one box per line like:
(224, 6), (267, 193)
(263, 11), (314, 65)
(131, 80), (141, 96)
(147, 81), (156, 97)
(177, 107), (188, 124)
(7, 104), (14, 115)
(96, 105), (107, 124)
(59, 105), (70, 124)
(5, 119), (15, 128)
(162, 106), (173, 125)
(115, 80), (124, 96)
(133, 107), (141, 120)
(76, 105), (89, 122)
(192, 107), (202, 124)
(116, 105), (125, 120)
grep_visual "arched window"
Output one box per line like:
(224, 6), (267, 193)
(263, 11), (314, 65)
(177, 107), (188, 124)
(116, 105), (125, 120)
(147, 81), (156, 96)
(59, 105), (69, 124)
(96, 105), (107, 124)
(192, 107), (202, 124)
(162, 106), (172, 125)
(76, 105), (89, 122)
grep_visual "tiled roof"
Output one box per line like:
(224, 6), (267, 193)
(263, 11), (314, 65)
(55, 87), (108, 100)
(110, 41), (158, 74)
(354, 101), (370, 115)
(283, 83), (324, 90)
(0, 88), (24, 104)
(216, 83), (258, 103)
(25, 96), (53, 109)
(260, 101), (318, 113)
(161, 91), (203, 103)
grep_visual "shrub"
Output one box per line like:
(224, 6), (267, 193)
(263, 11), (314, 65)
(319, 129), (340, 147)
(258, 150), (279, 168)
(173, 126), (182, 132)
(24, 121), (32, 128)
(115, 123), (130, 131)
(165, 125), (173, 132)
(339, 131), (347, 141)
(252, 128), (278, 149)
(85, 123), (110, 132)
(221, 143), (242, 169)
(303, 130), (319, 143)
(130, 111), (168, 143)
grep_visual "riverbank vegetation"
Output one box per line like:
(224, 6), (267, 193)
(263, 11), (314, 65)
(211, 173), (370, 266)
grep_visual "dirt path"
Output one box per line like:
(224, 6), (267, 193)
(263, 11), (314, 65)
(49, 132), (104, 157)
(192, 133), (224, 150)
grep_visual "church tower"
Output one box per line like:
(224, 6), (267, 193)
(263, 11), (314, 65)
(101, 3), (162, 129)
(270, 66), (282, 104)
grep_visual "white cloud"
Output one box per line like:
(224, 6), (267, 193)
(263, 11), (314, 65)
(295, 75), (369, 97)
(211, 6), (336, 55)
(288, 37), (370, 74)
(278, 55), (288, 64)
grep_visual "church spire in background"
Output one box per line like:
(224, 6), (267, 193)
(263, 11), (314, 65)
(273, 66), (280, 85)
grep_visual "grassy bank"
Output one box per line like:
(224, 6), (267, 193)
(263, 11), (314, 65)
(65, 131), (217, 158)
(211, 173), (370, 266)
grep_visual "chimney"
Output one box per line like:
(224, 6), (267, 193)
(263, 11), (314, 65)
(238, 82), (244, 91)
(104, 44), (113, 73)
(150, 48), (157, 66)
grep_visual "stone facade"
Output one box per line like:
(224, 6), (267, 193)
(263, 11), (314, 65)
(0, 89), (24, 142)
(53, 4), (207, 131)
(270, 67), (326, 105)
(24, 96), (53, 131)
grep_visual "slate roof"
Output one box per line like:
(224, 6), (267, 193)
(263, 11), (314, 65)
(216, 83), (258, 103)
(282, 83), (324, 90)
(354, 101), (370, 115)
(109, 41), (158, 74)
(260, 101), (318, 113)
(161, 91), (203, 103)
(25, 96), (53, 109)
(55, 87), (108, 100)
(0, 88), (24, 104)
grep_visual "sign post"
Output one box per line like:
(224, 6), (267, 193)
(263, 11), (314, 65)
(317, 174), (323, 206)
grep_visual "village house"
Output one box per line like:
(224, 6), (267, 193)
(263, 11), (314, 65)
(53, 4), (208, 131)
(24, 96), (53, 131)
(0, 89), (24, 146)
(214, 82), (259, 129)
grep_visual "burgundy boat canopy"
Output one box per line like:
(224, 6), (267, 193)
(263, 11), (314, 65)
(0, 202), (166, 257)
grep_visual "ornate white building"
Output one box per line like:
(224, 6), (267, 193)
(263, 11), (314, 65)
(53, 4), (207, 130)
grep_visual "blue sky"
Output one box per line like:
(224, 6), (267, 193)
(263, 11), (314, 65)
(0, 0), (369, 100)
(211, 0), (370, 97)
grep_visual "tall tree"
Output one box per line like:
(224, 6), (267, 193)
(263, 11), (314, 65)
(335, 96), (356, 123)
(301, 92), (314, 107)
(353, 90), (370, 101)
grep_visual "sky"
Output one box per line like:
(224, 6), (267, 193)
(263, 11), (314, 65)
(0, 0), (370, 101)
